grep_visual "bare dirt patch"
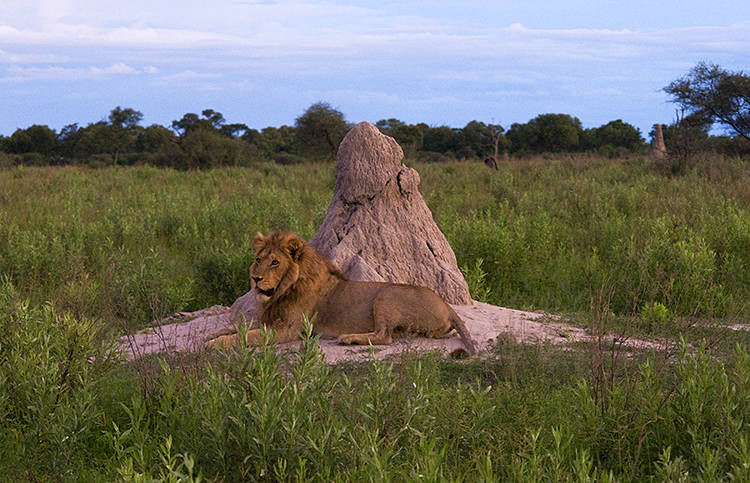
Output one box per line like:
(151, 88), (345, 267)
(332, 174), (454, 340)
(118, 300), (670, 363)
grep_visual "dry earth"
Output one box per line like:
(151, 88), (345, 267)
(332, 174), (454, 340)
(117, 301), (680, 363)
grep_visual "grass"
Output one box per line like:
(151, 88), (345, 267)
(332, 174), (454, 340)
(1, 156), (748, 332)
(1, 154), (749, 480)
(2, 293), (749, 481)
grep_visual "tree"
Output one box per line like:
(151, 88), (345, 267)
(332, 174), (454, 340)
(254, 126), (296, 157)
(108, 106), (143, 133)
(171, 109), (230, 137)
(586, 120), (644, 152)
(657, 110), (713, 170)
(460, 121), (505, 160)
(507, 114), (583, 153)
(57, 124), (82, 158)
(136, 124), (177, 153)
(376, 119), (425, 158)
(74, 122), (134, 162)
(422, 126), (461, 155)
(294, 102), (349, 160)
(201, 109), (226, 130)
(220, 123), (250, 138)
(171, 113), (201, 136)
(3, 125), (58, 155)
(664, 62), (750, 141)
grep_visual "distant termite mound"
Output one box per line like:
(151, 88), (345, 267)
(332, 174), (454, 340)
(652, 123), (668, 159)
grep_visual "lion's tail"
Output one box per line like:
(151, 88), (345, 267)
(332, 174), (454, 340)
(449, 309), (477, 355)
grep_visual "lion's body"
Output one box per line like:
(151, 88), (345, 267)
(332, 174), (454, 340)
(208, 230), (476, 354)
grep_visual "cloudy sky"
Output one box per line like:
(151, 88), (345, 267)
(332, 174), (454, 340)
(1, 1), (749, 137)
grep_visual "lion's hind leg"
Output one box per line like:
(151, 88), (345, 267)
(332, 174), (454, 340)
(338, 330), (392, 346)
(207, 328), (266, 350)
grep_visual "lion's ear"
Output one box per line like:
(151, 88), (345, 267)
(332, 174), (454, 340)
(284, 234), (304, 262)
(252, 232), (266, 253)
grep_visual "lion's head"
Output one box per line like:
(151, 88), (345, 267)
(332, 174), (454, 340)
(250, 231), (304, 302)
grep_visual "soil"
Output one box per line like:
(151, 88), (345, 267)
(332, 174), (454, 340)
(117, 301), (674, 363)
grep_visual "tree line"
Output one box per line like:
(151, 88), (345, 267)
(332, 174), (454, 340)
(2, 63), (748, 169)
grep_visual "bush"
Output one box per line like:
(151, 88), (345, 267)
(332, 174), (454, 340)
(0, 279), (115, 479)
(273, 152), (307, 165)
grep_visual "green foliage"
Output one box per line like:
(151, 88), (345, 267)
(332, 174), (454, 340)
(507, 113), (584, 153)
(4, 101), (748, 165)
(294, 102), (349, 161)
(640, 302), (670, 332)
(1, 155), (748, 480)
(431, 158), (749, 317)
(3, 124), (58, 155)
(0, 158), (748, 333)
(3, 298), (750, 481)
(665, 62), (750, 141)
(175, 128), (251, 169)
(0, 278), (116, 480)
(136, 124), (177, 153)
(462, 258), (493, 302)
(109, 106), (144, 132)
(585, 119), (645, 153)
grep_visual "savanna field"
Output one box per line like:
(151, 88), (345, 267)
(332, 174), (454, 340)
(2, 156), (750, 481)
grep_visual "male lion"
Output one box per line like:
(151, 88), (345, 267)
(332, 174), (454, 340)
(208, 230), (477, 355)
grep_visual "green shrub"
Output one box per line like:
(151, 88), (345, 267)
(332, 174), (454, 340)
(0, 278), (116, 480)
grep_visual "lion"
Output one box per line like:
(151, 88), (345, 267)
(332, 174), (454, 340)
(208, 230), (477, 355)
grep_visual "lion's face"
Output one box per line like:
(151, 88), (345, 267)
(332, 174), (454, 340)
(250, 231), (303, 302)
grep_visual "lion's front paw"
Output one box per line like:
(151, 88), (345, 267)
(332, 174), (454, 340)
(207, 333), (239, 350)
(337, 334), (356, 345)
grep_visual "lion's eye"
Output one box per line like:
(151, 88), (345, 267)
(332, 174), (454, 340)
(255, 257), (260, 263)
(271, 259), (279, 266)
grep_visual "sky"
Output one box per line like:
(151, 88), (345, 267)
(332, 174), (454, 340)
(1, 1), (749, 138)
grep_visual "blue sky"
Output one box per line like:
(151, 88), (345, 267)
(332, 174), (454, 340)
(1, 1), (749, 138)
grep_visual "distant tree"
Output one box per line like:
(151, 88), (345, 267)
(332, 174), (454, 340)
(3, 125), (58, 155)
(460, 121), (505, 160)
(177, 128), (249, 169)
(239, 127), (262, 148)
(136, 124), (177, 153)
(74, 121), (136, 163)
(171, 109), (229, 137)
(507, 114), (583, 153)
(664, 62), (750, 141)
(376, 118), (425, 157)
(586, 120), (644, 152)
(201, 109), (226, 130)
(254, 126), (296, 157)
(657, 110), (713, 170)
(505, 121), (538, 154)
(171, 113), (201, 136)
(108, 106), (143, 133)
(294, 102), (349, 160)
(57, 124), (82, 158)
(220, 123), (250, 138)
(422, 125), (461, 155)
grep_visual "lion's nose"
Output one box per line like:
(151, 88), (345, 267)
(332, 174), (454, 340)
(252, 276), (263, 284)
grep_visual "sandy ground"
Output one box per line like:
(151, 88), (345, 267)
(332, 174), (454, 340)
(117, 300), (690, 363)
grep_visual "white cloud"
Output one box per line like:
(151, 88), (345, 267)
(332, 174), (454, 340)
(92, 62), (136, 75)
(0, 62), (141, 82)
(2, 1), (748, 65)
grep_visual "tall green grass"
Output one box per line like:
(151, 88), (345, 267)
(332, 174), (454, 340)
(1, 156), (747, 333)
(1, 156), (750, 480)
(2, 285), (749, 481)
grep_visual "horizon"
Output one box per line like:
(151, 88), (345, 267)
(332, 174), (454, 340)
(2, 1), (749, 138)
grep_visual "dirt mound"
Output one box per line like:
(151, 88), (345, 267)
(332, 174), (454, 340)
(310, 121), (471, 304)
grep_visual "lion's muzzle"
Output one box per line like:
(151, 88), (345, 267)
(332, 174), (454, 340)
(255, 286), (275, 297)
